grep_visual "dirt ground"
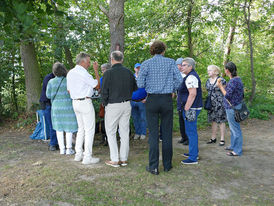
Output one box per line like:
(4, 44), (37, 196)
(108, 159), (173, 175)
(0, 116), (273, 205)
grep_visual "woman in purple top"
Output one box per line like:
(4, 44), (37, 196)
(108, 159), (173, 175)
(217, 62), (244, 156)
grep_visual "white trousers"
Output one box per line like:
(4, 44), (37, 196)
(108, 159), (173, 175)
(56, 131), (73, 151)
(105, 101), (131, 162)
(72, 99), (96, 159)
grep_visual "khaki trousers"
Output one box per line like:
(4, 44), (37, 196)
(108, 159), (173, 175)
(105, 101), (131, 162)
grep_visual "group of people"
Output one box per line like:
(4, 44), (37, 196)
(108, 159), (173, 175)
(39, 40), (244, 175)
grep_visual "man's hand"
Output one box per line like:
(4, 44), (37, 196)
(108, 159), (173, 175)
(93, 62), (99, 72)
(93, 61), (100, 90)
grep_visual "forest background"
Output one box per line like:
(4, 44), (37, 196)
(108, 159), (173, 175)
(0, 0), (273, 128)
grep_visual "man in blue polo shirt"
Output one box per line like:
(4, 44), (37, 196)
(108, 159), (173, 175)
(131, 63), (147, 140)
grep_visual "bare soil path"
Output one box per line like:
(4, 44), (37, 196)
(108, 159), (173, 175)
(0, 117), (273, 205)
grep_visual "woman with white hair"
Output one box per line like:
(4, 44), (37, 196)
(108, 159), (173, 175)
(46, 62), (78, 155)
(205, 65), (227, 146)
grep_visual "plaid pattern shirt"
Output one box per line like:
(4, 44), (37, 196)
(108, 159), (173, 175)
(137, 55), (183, 94)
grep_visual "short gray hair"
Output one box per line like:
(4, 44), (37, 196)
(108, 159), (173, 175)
(111, 51), (124, 62)
(52, 62), (67, 77)
(101, 63), (111, 70)
(76, 52), (90, 65)
(183, 57), (196, 70)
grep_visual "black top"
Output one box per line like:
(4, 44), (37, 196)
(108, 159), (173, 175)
(39, 73), (55, 104)
(101, 63), (137, 106)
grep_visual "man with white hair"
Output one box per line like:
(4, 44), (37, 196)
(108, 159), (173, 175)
(101, 51), (137, 167)
(67, 52), (100, 165)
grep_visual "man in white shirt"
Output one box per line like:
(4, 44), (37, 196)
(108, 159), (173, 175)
(67, 52), (100, 164)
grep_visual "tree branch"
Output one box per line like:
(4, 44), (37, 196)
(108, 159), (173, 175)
(99, 5), (109, 19)
(195, 47), (210, 57)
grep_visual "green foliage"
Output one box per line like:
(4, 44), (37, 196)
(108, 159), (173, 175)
(0, 0), (273, 124)
(248, 95), (274, 120)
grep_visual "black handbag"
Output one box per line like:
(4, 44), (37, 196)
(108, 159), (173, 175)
(204, 78), (218, 110)
(204, 96), (212, 110)
(226, 99), (250, 122)
(234, 102), (250, 122)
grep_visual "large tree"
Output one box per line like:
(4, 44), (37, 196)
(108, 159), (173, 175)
(99, 0), (125, 54)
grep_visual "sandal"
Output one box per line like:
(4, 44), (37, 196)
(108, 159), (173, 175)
(224, 146), (233, 151)
(219, 140), (225, 146)
(226, 151), (239, 156)
(206, 138), (216, 144)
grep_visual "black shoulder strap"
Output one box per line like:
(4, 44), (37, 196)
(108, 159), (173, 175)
(52, 77), (64, 102)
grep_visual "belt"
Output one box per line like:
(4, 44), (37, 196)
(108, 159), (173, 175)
(132, 98), (145, 102)
(73, 97), (91, 101)
(121, 100), (130, 103)
(148, 93), (172, 96)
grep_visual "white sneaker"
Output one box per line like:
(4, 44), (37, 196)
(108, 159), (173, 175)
(74, 154), (83, 162)
(82, 157), (100, 165)
(134, 134), (140, 140)
(66, 148), (75, 155)
(60, 149), (66, 155)
(140, 135), (146, 140)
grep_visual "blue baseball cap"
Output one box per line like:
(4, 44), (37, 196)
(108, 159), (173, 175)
(176, 58), (184, 65)
(134, 63), (141, 68)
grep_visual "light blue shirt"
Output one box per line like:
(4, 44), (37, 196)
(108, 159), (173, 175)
(137, 55), (183, 94)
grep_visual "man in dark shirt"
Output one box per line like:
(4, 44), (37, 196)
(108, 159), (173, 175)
(39, 73), (58, 151)
(102, 51), (137, 167)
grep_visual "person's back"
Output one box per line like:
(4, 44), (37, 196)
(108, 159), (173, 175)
(102, 51), (137, 168)
(137, 40), (183, 175)
(138, 55), (182, 94)
(104, 65), (136, 104)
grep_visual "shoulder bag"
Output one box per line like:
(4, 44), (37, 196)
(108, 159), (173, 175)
(226, 98), (250, 122)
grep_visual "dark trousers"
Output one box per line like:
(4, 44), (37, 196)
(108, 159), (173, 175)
(146, 94), (173, 170)
(178, 110), (188, 141)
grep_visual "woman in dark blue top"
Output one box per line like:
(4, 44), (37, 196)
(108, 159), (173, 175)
(217, 62), (244, 156)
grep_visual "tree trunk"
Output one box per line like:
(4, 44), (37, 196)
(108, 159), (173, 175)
(11, 50), (18, 111)
(100, 0), (125, 54)
(223, 23), (236, 66)
(64, 45), (75, 69)
(244, 0), (256, 103)
(11, 68), (18, 112)
(187, 0), (194, 58)
(109, 0), (125, 53)
(0, 87), (2, 122)
(20, 40), (42, 111)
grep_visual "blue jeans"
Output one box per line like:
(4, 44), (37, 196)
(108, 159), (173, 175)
(131, 101), (147, 135)
(43, 105), (58, 146)
(226, 103), (243, 155)
(183, 109), (201, 161)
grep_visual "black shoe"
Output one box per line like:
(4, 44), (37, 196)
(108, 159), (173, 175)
(146, 166), (159, 175)
(178, 138), (184, 144)
(49, 145), (58, 151)
(164, 166), (173, 172)
(207, 138), (216, 144)
(182, 140), (189, 145)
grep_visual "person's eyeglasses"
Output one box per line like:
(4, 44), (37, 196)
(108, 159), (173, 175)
(182, 64), (189, 67)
